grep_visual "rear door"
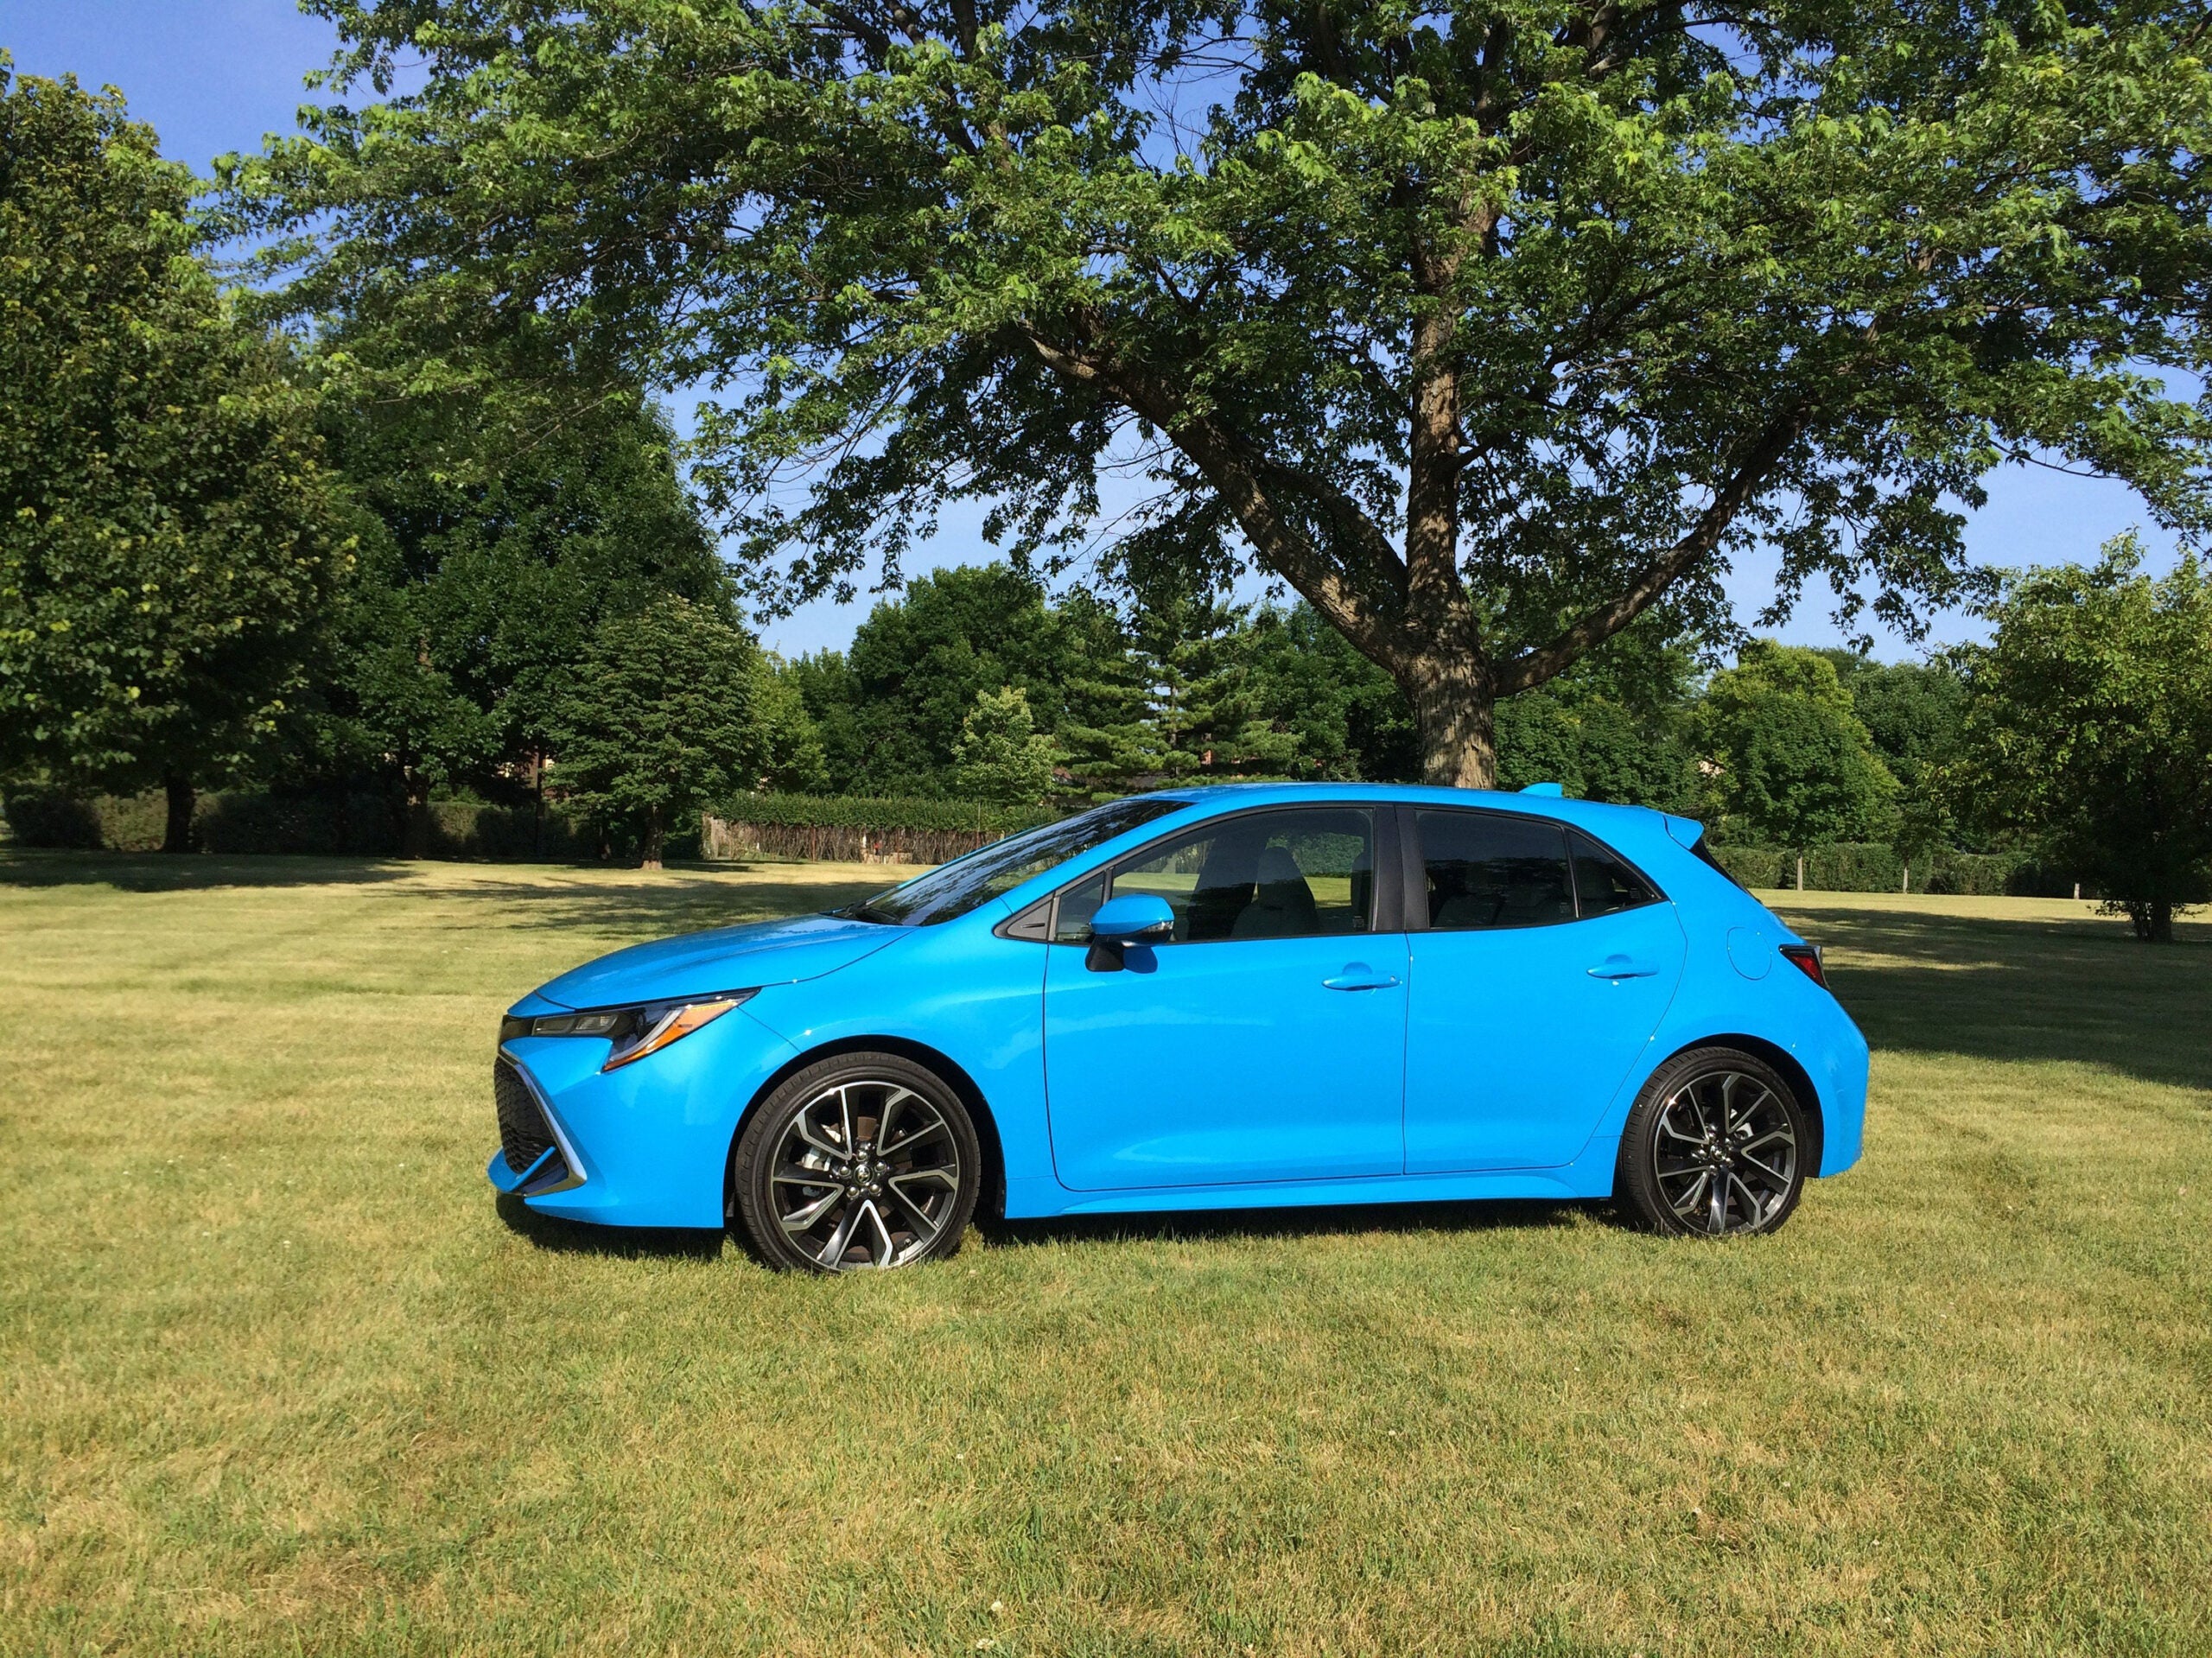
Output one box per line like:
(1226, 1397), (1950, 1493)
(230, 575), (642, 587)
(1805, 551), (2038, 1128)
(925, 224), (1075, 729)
(1402, 809), (1686, 1172)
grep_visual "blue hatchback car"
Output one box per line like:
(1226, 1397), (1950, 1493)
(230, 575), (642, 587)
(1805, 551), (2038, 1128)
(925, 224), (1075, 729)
(492, 784), (1867, 1271)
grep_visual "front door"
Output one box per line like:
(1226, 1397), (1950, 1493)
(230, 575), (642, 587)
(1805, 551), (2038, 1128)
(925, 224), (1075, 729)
(1044, 805), (1408, 1191)
(1402, 809), (1687, 1172)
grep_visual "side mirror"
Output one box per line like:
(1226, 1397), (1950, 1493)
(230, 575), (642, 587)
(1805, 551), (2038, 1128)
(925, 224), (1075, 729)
(1084, 893), (1174, 973)
(1089, 893), (1175, 942)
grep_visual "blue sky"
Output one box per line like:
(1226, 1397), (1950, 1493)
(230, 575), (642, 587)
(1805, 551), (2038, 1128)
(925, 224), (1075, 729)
(3, 0), (2190, 662)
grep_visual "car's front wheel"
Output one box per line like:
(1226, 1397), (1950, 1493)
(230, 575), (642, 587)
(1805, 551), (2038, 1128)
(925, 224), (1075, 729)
(1615, 1047), (1809, 1237)
(731, 1052), (982, 1273)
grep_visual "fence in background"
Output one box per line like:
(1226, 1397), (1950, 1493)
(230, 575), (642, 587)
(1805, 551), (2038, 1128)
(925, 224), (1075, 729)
(702, 794), (1050, 866)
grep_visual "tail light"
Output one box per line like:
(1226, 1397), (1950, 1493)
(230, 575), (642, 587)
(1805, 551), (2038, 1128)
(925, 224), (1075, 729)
(1778, 943), (1827, 988)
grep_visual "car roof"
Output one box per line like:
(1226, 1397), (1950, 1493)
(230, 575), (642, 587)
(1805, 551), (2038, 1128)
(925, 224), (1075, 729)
(1137, 780), (1685, 840)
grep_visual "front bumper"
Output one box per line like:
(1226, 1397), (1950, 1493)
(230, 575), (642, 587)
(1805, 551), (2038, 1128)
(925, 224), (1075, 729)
(486, 1006), (798, 1228)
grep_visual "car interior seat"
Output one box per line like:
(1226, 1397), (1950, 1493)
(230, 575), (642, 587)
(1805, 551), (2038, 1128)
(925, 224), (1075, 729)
(1231, 846), (1321, 938)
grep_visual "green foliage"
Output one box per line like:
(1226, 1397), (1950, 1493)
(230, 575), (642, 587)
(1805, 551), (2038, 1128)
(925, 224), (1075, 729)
(0, 60), (346, 832)
(1129, 595), (1301, 782)
(793, 574), (1698, 802)
(225, 0), (2212, 783)
(826, 565), (1164, 795)
(1241, 605), (1422, 784)
(1823, 651), (1969, 860)
(2, 786), (588, 859)
(753, 657), (831, 794)
(1492, 636), (1703, 810)
(836, 566), (1072, 793)
(712, 793), (1052, 835)
(1700, 644), (1898, 848)
(306, 389), (736, 817)
(550, 597), (763, 866)
(1955, 536), (2212, 941)
(951, 685), (1059, 806)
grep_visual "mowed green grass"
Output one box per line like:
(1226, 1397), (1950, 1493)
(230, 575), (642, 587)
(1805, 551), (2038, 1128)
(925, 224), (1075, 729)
(1, 854), (2208, 1657)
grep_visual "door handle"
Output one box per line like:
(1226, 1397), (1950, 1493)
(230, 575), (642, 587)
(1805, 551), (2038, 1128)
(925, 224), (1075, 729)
(1587, 954), (1659, 979)
(1323, 963), (1402, 991)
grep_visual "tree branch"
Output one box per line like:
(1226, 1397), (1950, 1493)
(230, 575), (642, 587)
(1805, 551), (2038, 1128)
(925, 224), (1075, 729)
(1495, 400), (1814, 694)
(1017, 321), (1414, 664)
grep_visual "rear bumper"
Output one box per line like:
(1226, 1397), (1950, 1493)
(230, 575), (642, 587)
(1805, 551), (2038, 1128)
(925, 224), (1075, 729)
(484, 1008), (798, 1228)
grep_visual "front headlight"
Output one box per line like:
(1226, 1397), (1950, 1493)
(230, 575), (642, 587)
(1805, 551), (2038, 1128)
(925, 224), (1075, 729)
(499, 989), (758, 1071)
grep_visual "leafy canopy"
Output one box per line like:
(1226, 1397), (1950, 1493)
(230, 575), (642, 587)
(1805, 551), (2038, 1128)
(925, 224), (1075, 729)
(952, 684), (1061, 804)
(225, 0), (2212, 783)
(1698, 642), (1897, 848)
(305, 388), (737, 808)
(2, 59), (346, 798)
(550, 595), (764, 864)
(1956, 535), (2212, 940)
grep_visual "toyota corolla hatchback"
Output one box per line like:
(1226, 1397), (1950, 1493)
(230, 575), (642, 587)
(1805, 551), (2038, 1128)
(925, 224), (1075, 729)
(490, 784), (1867, 1271)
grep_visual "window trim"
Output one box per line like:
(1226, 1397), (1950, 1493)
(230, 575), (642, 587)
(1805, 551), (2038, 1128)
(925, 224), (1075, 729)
(999, 801), (1395, 945)
(1399, 804), (1669, 934)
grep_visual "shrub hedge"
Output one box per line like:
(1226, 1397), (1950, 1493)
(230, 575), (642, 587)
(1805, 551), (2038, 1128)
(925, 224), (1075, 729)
(711, 792), (1056, 836)
(5, 787), (2079, 898)
(2, 789), (594, 859)
(1706, 842), (2065, 897)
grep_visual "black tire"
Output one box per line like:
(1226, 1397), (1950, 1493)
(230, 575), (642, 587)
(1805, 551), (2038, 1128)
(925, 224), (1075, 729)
(731, 1051), (982, 1273)
(1615, 1047), (1809, 1237)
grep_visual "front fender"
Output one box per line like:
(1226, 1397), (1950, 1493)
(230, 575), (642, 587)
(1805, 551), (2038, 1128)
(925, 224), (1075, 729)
(504, 1006), (800, 1228)
(736, 917), (1056, 1211)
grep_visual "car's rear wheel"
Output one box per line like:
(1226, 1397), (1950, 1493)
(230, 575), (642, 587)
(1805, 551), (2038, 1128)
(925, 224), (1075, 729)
(731, 1052), (982, 1273)
(1615, 1047), (1808, 1237)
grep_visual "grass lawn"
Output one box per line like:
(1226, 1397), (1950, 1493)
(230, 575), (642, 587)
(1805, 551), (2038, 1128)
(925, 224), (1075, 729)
(2, 853), (2208, 1656)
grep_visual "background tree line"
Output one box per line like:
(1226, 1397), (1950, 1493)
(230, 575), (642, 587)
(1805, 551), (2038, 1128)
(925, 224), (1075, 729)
(2, 55), (2209, 931)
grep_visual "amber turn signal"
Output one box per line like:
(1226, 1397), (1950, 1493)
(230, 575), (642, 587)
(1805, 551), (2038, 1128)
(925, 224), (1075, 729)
(601, 997), (743, 1071)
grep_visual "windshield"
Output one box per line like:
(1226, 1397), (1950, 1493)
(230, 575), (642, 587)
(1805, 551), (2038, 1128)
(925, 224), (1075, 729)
(837, 797), (1190, 927)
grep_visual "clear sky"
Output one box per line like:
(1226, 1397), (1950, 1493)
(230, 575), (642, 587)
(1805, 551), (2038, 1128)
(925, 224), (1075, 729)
(3, 0), (2190, 662)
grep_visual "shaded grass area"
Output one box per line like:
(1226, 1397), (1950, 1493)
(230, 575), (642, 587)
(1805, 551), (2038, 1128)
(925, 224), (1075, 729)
(1, 853), (2208, 1655)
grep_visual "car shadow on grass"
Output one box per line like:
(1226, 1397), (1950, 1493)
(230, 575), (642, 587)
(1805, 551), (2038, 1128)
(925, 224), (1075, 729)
(1776, 904), (2212, 1093)
(982, 1197), (1599, 1252)
(494, 1193), (731, 1260)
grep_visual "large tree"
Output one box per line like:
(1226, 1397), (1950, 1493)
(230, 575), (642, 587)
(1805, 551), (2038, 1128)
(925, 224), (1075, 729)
(810, 563), (1137, 793)
(1, 60), (346, 848)
(227, 0), (2212, 785)
(1697, 643), (1897, 861)
(304, 386), (736, 848)
(550, 595), (763, 867)
(1955, 537), (2212, 942)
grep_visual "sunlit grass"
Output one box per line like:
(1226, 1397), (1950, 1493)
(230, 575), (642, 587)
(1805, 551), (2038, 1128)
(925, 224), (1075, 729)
(1, 853), (2207, 1655)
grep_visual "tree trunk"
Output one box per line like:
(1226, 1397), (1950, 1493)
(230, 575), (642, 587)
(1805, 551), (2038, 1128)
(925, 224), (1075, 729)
(641, 804), (665, 871)
(2150, 898), (2174, 943)
(401, 773), (434, 861)
(1796, 854), (1805, 892)
(161, 772), (195, 854)
(1405, 658), (1498, 789)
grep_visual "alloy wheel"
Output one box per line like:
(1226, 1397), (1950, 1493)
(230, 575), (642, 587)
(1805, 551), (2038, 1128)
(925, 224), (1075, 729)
(1651, 1069), (1799, 1236)
(767, 1078), (964, 1270)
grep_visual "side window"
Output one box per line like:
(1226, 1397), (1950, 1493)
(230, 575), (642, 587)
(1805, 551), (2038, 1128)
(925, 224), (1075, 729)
(1415, 810), (1574, 930)
(1104, 808), (1376, 942)
(1052, 873), (1107, 943)
(1568, 830), (1662, 917)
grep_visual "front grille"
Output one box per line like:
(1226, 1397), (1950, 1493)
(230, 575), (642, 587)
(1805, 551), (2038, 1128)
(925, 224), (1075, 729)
(494, 1058), (556, 1173)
